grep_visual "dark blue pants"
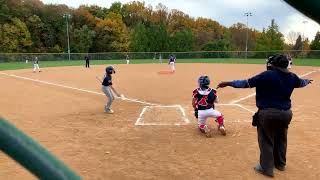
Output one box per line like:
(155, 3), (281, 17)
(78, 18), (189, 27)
(257, 108), (292, 175)
(85, 60), (90, 68)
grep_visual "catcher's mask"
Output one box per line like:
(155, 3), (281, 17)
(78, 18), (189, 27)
(266, 54), (292, 70)
(198, 75), (210, 89)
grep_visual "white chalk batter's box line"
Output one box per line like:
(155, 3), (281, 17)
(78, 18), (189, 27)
(135, 105), (190, 126)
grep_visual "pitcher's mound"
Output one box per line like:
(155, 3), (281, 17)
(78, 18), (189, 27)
(158, 70), (174, 74)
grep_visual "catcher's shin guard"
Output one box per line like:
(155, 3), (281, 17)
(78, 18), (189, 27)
(216, 116), (224, 126)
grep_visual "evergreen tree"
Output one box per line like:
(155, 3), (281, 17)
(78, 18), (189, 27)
(310, 31), (320, 50)
(293, 35), (303, 50)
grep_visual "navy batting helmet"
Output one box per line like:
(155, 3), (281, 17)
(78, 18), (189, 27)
(106, 66), (115, 74)
(198, 75), (210, 89)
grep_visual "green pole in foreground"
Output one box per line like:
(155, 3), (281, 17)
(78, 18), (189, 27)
(0, 117), (81, 180)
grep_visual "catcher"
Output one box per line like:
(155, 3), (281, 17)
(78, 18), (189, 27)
(192, 75), (226, 137)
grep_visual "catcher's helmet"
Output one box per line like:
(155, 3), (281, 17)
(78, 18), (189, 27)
(106, 66), (115, 74)
(266, 55), (275, 70)
(266, 54), (291, 70)
(198, 75), (210, 89)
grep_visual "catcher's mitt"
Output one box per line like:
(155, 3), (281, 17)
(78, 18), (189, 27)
(194, 109), (198, 118)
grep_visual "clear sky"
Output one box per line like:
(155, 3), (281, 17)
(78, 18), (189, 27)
(42, 0), (320, 42)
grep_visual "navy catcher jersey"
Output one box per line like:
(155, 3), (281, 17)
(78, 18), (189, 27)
(102, 75), (112, 86)
(192, 88), (217, 110)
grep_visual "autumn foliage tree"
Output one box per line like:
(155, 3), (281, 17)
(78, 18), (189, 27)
(0, 0), (314, 55)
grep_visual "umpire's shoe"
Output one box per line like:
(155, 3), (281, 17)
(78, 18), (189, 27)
(275, 165), (285, 171)
(254, 164), (274, 177)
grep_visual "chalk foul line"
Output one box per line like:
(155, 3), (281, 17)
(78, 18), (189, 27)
(0, 72), (159, 106)
(1, 72), (191, 125)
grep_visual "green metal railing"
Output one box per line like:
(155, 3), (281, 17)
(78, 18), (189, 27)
(0, 117), (81, 180)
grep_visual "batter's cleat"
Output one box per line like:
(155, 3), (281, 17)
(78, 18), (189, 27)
(105, 109), (114, 114)
(218, 125), (227, 136)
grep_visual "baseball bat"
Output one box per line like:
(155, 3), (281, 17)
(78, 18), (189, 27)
(96, 76), (102, 83)
(96, 76), (125, 99)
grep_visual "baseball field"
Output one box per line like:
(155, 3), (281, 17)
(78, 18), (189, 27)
(0, 60), (319, 179)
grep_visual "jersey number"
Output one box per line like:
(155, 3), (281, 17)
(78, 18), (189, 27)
(198, 96), (208, 106)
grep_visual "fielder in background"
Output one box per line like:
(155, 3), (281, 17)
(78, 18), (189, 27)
(85, 55), (90, 68)
(159, 53), (162, 64)
(33, 56), (41, 73)
(192, 75), (226, 137)
(153, 52), (157, 60)
(217, 54), (313, 177)
(126, 54), (130, 64)
(101, 66), (121, 114)
(25, 56), (29, 63)
(168, 54), (176, 72)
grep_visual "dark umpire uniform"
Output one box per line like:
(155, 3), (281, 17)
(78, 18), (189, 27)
(217, 54), (312, 177)
(85, 55), (90, 68)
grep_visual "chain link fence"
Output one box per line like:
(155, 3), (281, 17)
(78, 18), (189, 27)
(0, 50), (320, 62)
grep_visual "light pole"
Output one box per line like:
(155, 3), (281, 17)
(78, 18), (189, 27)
(244, 12), (252, 59)
(63, 13), (71, 61)
(302, 20), (308, 50)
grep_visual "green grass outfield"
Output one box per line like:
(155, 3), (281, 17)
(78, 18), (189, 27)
(0, 58), (320, 71)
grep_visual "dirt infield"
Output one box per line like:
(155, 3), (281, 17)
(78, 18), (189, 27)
(0, 63), (319, 180)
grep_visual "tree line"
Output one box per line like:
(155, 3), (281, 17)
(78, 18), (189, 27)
(0, 0), (320, 54)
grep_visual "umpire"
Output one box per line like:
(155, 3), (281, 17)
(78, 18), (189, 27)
(85, 55), (90, 68)
(217, 54), (313, 177)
